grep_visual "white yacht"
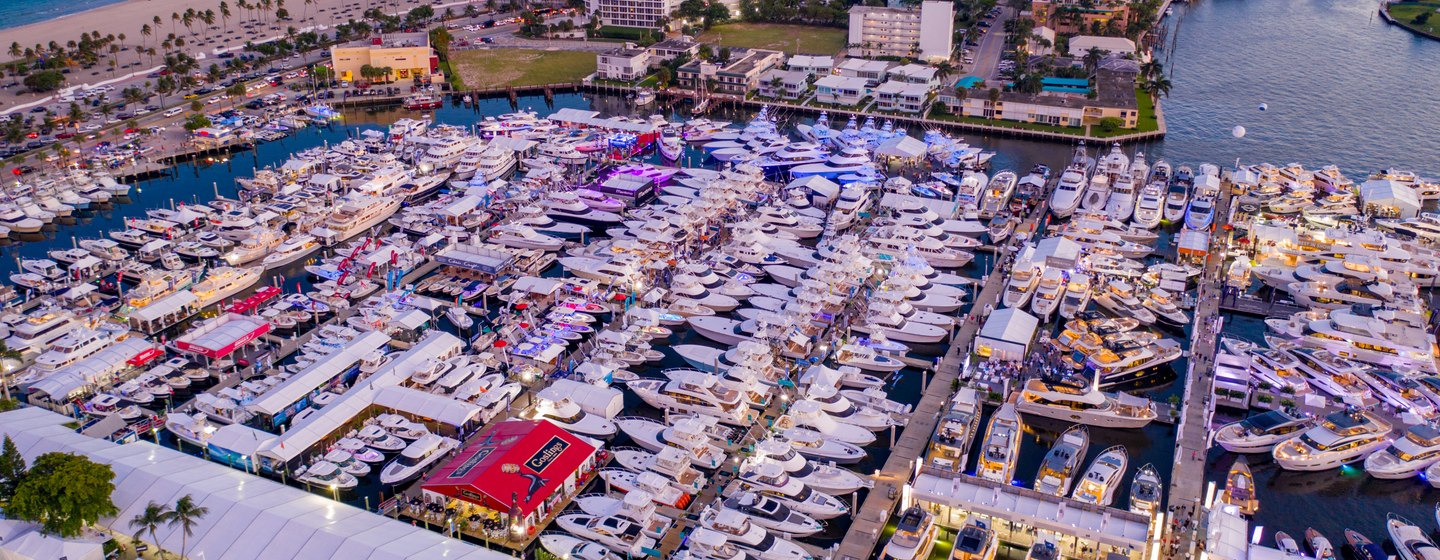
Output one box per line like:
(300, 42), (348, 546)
(294, 461), (358, 490)
(1003, 263), (1040, 309)
(261, 234), (323, 270)
(526, 388), (617, 438)
(490, 224), (565, 251)
(880, 506), (938, 560)
(770, 429), (866, 464)
(1132, 181), (1165, 228)
(951, 519), (999, 560)
(540, 535), (619, 560)
(1071, 445), (1127, 506)
(1058, 273), (1093, 320)
(1129, 464), (1164, 517)
(616, 416), (729, 468)
(726, 461), (849, 520)
(626, 373), (749, 424)
(317, 194), (402, 244)
(697, 508), (810, 560)
(190, 266), (263, 308)
(1386, 514), (1440, 560)
(556, 512), (657, 556)
(5, 308), (80, 354)
(1163, 168), (1192, 223)
(719, 492), (824, 537)
(1049, 146), (1090, 218)
(1016, 373), (1157, 429)
(975, 402), (1021, 484)
(748, 440), (871, 495)
(379, 433), (459, 485)
(1214, 410), (1314, 454)
(31, 327), (124, 373)
(1364, 424), (1440, 479)
(926, 389), (982, 473)
(1030, 267), (1068, 319)
(1033, 424), (1088, 496)
(1272, 410), (1393, 471)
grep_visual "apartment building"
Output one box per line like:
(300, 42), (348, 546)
(1030, 0), (1131, 34)
(597, 44), (652, 81)
(814, 75), (871, 106)
(873, 81), (933, 113)
(587, 0), (681, 29)
(847, 0), (954, 62)
(676, 48), (786, 94)
(835, 58), (894, 86)
(787, 54), (835, 77)
(758, 69), (811, 99)
(940, 65), (1140, 128)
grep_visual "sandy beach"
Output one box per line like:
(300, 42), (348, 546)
(6, 0), (458, 69)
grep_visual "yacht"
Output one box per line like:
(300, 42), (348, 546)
(880, 506), (938, 560)
(926, 389), (982, 472)
(626, 373), (749, 424)
(1346, 529), (1389, 560)
(190, 267), (262, 308)
(1132, 181), (1165, 228)
(748, 439), (871, 495)
(1364, 424), (1440, 479)
(540, 535), (619, 560)
(1184, 187), (1216, 230)
(526, 389), (617, 438)
(1002, 263), (1040, 308)
(1016, 373), (1156, 428)
(1387, 515), (1440, 560)
(975, 402), (1022, 484)
(1287, 347), (1374, 404)
(1071, 445), (1127, 506)
(726, 461), (849, 519)
(617, 416), (729, 468)
(719, 492), (824, 537)
(1105, 173), (1137, 223)
(1079, 174), (1111, 213)
(356, 424), (407, 452)
(31, 327), (124, 373)
(1033, 424), (1089, 496)
(164, 412), (217, 448)
(697, 508), (810, 560)
(1218, 457), (1258, 515)
(294, 461), (358, 490)
(979, 171), (1017, 218)
(556, 512), (657, 556)
(1272, 409), (1393, 471)
(6, 308), (80, 354)
(1305, 528), (1338, 560)
(1129, 463), (1163, 517)
(950, 519), (998, 560)
(1049, 145), (1091, 218)
(1214, 410), (1313, 453)
(261, 234), (323, 270)
(379, 433), (459, 485)
(771, 428), (866, 464)
(1058, 273), (1093, 320)
(1030, 267), (1068, 319)
(318, 194), (402, 244)
(490, 224), (565, 251)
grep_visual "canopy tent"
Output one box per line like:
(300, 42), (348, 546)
(0, 407), (508, 560)
(1031, 236), (1082, 269)
(1360, 178), (1421, 218)
(975, 307), (1039, 360)
(875, 135), (928, 159)
(540, 379), (624, 419)
(0, 519), (104, 560)
(422, 420), (598, 519)
(373, 385), (485, 429)
(174, 313), (271, 359)
(127, 290), (198, 323)
(910, 472), (1151, 550)
(1177, 229), (1212, 259)
(246, 331), (390, 418)
(24, 338), (158, 402)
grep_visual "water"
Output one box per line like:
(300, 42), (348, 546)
(0, 0), (124, 30)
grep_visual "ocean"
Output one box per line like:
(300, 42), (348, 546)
(0, 0), (125, 31)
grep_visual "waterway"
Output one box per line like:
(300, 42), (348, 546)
(5, 0), (1439, 547)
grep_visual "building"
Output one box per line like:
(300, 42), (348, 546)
(813, 75), (871, 106)
(887, 63), (941, 87)
(975, 307), (1040, 359)
(873, 80), (933, 113)
(587, 0), (680, 29)
(330, 33), (439, 84)
(758, 69), (811, 99)
(1068, 35), (1139, 58)
(648, 36), (701, 62)
(1031, 26), (1057, 56)
(943, 66), (1141, 129)
(597, 44), (652, 81)
(787, 54), (835, 77)
(835, 58), (894, 86)
(676, 48), (785, 94)
(1030, 0), (1131, 35)
(847, 1), (954, 62)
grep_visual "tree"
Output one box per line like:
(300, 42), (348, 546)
(167, 494), (210, 560)
(0, 436), (25, 509)
(717, 47), (731, 62)
(430, 27), (453, 53)
(7, 452), (119, 537)
(220, 1), (232, 30)
(22, 70), (64, 92)
(656, 66), (674, 88)
(129, 502), (172, 559)
(1083, 46), (1104, 75)
(68, 102), (85, 124)
(183, 113), (212, 131)
(1414, 12), (1431, 25)
(1097, 116), (1124, 132)
(1145, 75), (1172, 100)
(7, 42), (20, 59)
(189, 99), (203, 112)
(1139, 59), (1163, 80)
(951, 85), (968, 113)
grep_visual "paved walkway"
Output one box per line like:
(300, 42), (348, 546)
(1165, 177), (1235, 557)
(833, 195), (1051, 560)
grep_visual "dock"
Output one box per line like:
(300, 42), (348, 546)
(1218, 293), (1306, 318)
(1166, 179), (1236, 558)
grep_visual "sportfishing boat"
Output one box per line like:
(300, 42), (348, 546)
(881, 506), (939, 560)
(1071, 445), (1127, 506)
(1033, 424), (1088, 496)
(976, 402), (1022, 484)
(1272, 409), (1392, 471)
(540, 535), (619, 560)
(1129, 463), (1163, 517)
(749, 438), (871, 495)
(770, 428), (866, 464)
(1214, 410), (1313, 453)
(379, 433), (459, 485)
(1219, 457), (1259, 515)
(726, 461), (849, 519)
(696, 507), (810, 560)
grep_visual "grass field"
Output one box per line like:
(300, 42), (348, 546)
(1387, 1), (1440, 37)
(449, 49), (597, 90)
(698, 23), (847, 55)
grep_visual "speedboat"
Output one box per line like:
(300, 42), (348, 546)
(356, 424), (407, 452)
(1129, 463), (1163, 517)
(1213, 410), (1313, 453)
(1272, 409), (1392, 471)
(975, 402), (1021, 484)
(1219, 457), (1258, 515)
(1305, 528), (1338, 560)
(880, 506), (938, 560)
(1033, 424), (1088, 496)
(378, 433), (458, 485)
(1071, 445), (1127, 506)
(1346, 529), (1389, 560)
(725, 461), (848, 519)
(697, 507), (810, 560)
(1276, 532), (1301, 557)
(541, 535), (619, 560)
(771, 428), (865, 464)
(294, 461), (358, 490)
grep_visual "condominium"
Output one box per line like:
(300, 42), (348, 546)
(847, 0), (955, 63)
(587, 0), (681, 29)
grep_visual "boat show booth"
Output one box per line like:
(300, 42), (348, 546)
(421, 419), (602, 547)
(975, 307), (1039, 360)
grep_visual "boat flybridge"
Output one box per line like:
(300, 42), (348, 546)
(1272, 409), (1393, 471)
(1016, 372), (1157, 429)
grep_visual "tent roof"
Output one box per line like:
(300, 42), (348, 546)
(0, 519), (105, 560)
(247, 331), (391, 416)
(978, 307), (1039, 345)
(128, 290), (198, 322)
(422, 420), (597, 517)
(1360, 179), (1420, 209)
(26, 338), (157, 399)
(373, 385), (483, 428)
(175, 313), (271, 359)
(911, 472), (1149, 548)
(0, 407), (508, 560)
(875, 135), (928, 159)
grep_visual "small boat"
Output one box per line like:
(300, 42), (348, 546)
(295, 461), (358, 490)
(1305, 528), (1337, 560)
(1346, 528), (1388, 560)
(1128, 463), (1163, 517)
(1274, 531), (1300, 557)
(1388, 514), (1440, 560)
(1219, 456), (1258, 516)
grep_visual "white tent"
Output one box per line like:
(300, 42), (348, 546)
(1360, 178), (1421, 218)
(975, 307), (1039, 360)
(372, 386), (484, 429)
(246, 331), (390, 417)
(0, 520), (104, 560)
(0, 407), (508, 560)
(875, 136), (928, 159)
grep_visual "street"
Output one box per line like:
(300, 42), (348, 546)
(966, 6), (1014, 83)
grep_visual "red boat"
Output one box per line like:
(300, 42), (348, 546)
(403, 93), (442, 110)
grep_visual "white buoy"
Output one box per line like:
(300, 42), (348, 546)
(1232, 125), (1247, 138)
(1258, 103), (1268, 111)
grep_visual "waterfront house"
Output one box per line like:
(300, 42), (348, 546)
(1067, 36), (1139, 58)
(873, 80), (933, 113)
(814, 75), (872, 106)
(788, 54), (836, 77)
(836, 58), (895, 87)
(944, 66), (1140, 129)
(758, 69), (811, 100)
(648, 36), (701, 62)
(888, 64), (942, 88)
(597, 44), (653, 81)
(676, 48), (786, 94)
(847, 1), (955, 62)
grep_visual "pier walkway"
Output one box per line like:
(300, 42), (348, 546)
(832, 196), (1052, 560)
(1166, 179), (1236, 558)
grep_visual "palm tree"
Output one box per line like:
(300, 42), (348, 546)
(1146, 75), (1172, 100)
(129, 502), (172, 559)
(986, 87), (1001, 118)
(171, 12), (181, 35)
(8, 43), (20, 59)
(166, 494), (209, 560)
(1082, 46), (1104, 76)
(1139, 59), (1163, 80)
(952, 86), (968, 115)
(220, 1), (232, 31)
(203, 10), (217, 31)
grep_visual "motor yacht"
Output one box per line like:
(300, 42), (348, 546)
(1129, 463), (1163, 517)
(1057, 273), (1093, 320)
(1214, 410), (1314, 453)
(616, 416), (729, 468)
(696, 508), (809, 560)
(526, 388), (617, 438)
(1071, 445), (1127, 506)
(1092, 280), (1158, 325)
(1363, 424), (1440, 479)
(356, 424), (407, 452)
(748, 440), (870, 495)
(719, 492), (824, 537)
(1049, 146), (1091, 218)
(294, 461), (358, 490)
(950, 519), (999, 560)
(379, 433), (459, 485)
(979, 171), (1017, 218)
(976, 402), (1022, 484)
(1017, 372), (1156, 428)
(1033, 424), (1089, 496)
(1105, 173), (1138, 223)
(926, 389), (982, 472)
(31, 327), (124, 373)
(1387, 515), (1440, 560)
(1219, 456), (1258, 515)
(490, 223), (565, 251)
(165, 412), (217, 448)
(771, 428), (866, 464)
(1080, 174), (1111, 213)
(333, 438), (385, 463)
(556, 512), (658, 556)
(378, 413), (430, 440)
(1132, 181), (1165, 228)
(880, 506), (939, 560)
(540, 535), (619, 560)
(726, 461), (848, 519)
(627, 373), (749, 425)
(1272, 409), (1392, 471)
(1030, 267), (1068, 319)
(1286, 347), (1374, 404)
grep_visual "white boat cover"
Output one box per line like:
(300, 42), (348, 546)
(246, 331), (390, 416)
(372, 385), (483, 428)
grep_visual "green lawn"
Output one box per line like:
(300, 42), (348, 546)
(926, 87), (1163, 139)
(1387, 1), (1440, 37)
(449, 49), (597, 90)
(698, 23), (848, 55)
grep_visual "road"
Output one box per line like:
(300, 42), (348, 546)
(966, 7), (1014, 82)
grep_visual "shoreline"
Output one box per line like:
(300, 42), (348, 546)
(1379, 2), (1440, 41)
(0, 0), (126, 34)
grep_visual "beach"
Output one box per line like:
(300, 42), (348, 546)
(4, 0), (459, 67)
